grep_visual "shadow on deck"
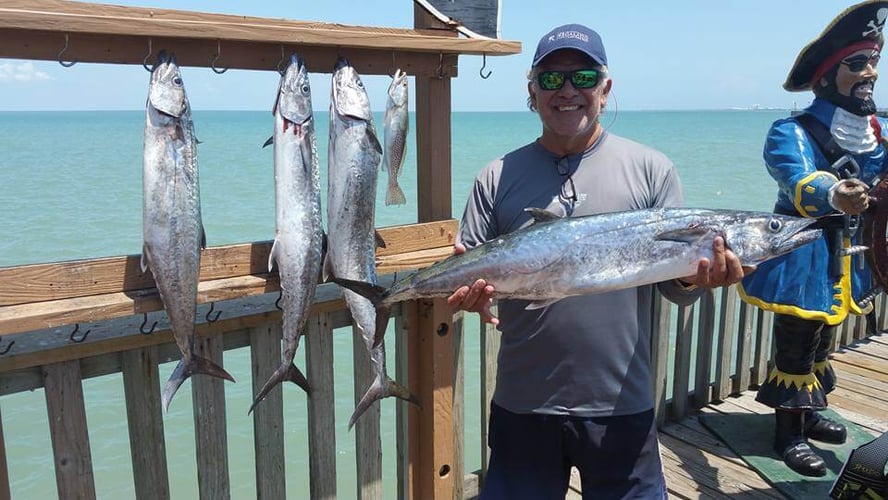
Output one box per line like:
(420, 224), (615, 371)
(567, 333), (888, 499)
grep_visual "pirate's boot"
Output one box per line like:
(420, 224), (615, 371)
(775, 409), (826, 477)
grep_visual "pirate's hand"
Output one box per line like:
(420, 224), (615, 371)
(830, 178), (870, 215)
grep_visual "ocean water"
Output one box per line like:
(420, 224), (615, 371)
(0, 109), (787, 498)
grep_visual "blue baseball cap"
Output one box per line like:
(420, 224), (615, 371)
(532, 24), (608, 68)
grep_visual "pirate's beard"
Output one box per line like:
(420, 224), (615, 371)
(817, 77), (878, 116)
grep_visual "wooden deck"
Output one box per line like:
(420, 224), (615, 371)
(654, 333), (886, 499)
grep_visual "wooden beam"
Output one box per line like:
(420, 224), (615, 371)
(0, 1), (520, 75)
(0, 220), (456, 336)
(43, 360), (96, 499)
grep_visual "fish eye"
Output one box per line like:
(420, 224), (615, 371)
(172, 77), (183, 86)
(768, 218), (783, 232)
(301, 84), (310, 93)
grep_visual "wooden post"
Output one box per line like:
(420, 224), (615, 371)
(411, 4), (457, 500)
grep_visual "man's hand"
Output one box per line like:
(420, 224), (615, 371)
(679, 236), (753, 288)
(445, 243), (498, 324)
(831, 178), (870, 215)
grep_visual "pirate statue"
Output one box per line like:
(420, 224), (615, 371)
(740, 1), (888, 477)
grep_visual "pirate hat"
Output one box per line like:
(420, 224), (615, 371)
(785, 1), (888, 92)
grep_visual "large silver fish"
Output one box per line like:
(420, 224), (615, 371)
(383, 69), (409, 206)
(142, 51), (234, 411)
(334, 208), (823, 340)
(249, 54), (322, 413)
(326, 57), (418, 429)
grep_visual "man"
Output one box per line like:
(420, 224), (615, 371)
(448, 24), (747, 499)
(740, 1), (888, 478)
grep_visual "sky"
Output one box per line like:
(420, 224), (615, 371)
(0, 1), (874, 112)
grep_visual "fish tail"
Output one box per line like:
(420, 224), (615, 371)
(162, 355), (236, 412)
(348, 375), (420, 430)
(332, 277), (388, 305)
(385, 182), (406, 206)
(248, 362), (311, 414)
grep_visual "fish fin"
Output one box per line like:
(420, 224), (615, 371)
(162, 355), (236, 412)
(140, 245), (150, 272)
(322, 253), (333, 282)
(385, 182), (407, 206)
(348, 376), (420, 430)
(332, 277), (388, 305)
(524, 207), (563, 223)
(268, 238), (279, 273)
(248, 362), (311, 414)
(655, 227), (711, 244)
(375, 231), (387, 249)
(368, 125), (384, 156)
(525, 298), (561, 310)
(200, 225), (207, 250)
(372, 303), (392, 350)
(262, 135), (273, 148)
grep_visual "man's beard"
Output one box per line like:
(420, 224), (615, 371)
(819, 79), (878, 116)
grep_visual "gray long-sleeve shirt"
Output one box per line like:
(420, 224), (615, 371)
(458, 132), (701, 417)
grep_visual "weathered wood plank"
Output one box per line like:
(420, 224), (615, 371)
(191, 334), (230, 500)
(248, 323), (286, 500)
(751, 309), (773, 387)
(43, 360), (96, 499)
(0, 1), (520, 67)
(833, 349), (888, 375)
(121, 346), (170, 500)
(352, 323), (383, 500)
(451, 311), (465, 500)
(0, 404), (9, 500)
(694, 291), (716, 408)
(397, 304), (419, 500)
(714, 287), (738, 400)
(651, 293), (671, 426)
(733, 301), (756, 394)
(479, 304), (499, 481)
(671, 304), (695, 420)
(305, 313), (337, 499)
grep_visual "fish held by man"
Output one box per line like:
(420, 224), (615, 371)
(334, 207), (823, 343)
(383, 68), (409, 206)
(249, 53), (322, 414)
(326, 57), (419, 429)
(142, 51), (235, 412)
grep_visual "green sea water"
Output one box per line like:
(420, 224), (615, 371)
(0, 109), (787, 498)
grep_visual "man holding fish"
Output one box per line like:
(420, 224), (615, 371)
(448, 23), (748, 499)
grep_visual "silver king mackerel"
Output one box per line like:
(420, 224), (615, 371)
(382, 68), (409, 206)
(335, 208), (824, 344)
(326, 57), (418, 429)
(142, 51), (234, 411)
(249, 54), (322, 413)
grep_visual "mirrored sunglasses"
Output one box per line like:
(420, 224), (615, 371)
(537, 69), (602, 91)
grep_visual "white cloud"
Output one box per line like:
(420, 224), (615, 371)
(0, 62), (52, 82)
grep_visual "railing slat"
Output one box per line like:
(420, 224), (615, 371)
(191, 335), (231, 500)
(397, 304), (418, 500)
(43, 360), (96, 499)
(352, 323), (382, 500)
(121, 346), (170, 500)
(670, 305), (695, 420)
(734, 301), (755, 394)
(479, 304), (499, 479)
(651, 293), (671, 426)
(451, 312), (465, 500)
(752, 309), (773, 387)
(305, 313), (337, 499)
(694, 291), (716, 408)
(248, 324), (286, 500)
(714, 286), (738, 400)
(0, 403), (10, 500)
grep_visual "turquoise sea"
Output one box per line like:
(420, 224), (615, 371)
(0, 109), (787, 498)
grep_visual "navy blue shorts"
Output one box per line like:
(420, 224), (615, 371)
(480, 404), (666, 500)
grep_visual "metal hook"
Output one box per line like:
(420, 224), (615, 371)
(58, 34), (78, 68)
(436, 53), (445, 79)
(0, 339), (13, 355)
(276, 45), (287, 75)
(142, 39), (154, 72)
(206, 302), (222, 323)
(140, 312), (158, 335)
(274, 290), (284, 310)
(69, 323), (91, 343)
(210, 40), (228, 74)
(479, 53), (492, 79)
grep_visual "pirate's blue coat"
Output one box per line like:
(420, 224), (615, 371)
(739, 98), (888, 325)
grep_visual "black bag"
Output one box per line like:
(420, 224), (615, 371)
(830, 431), (888, 499)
